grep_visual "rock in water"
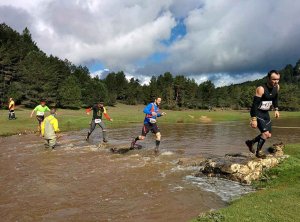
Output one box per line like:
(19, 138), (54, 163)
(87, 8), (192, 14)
(177, 156), (206, 167)
(110, 147), (131, 154)
(110, 144), (142, 154)
(199, 144), (288, 184)
(267, 142), (285, 156)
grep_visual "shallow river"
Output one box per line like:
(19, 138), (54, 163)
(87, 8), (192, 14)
(0, 118), (299, 221)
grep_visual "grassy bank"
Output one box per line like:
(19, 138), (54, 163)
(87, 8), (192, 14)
(193, 143), (300, 222)
(1, 103), (300, 136)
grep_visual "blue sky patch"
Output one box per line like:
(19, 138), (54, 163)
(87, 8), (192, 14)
(161, 18), (187, 46)
(87, 62), (105, 73)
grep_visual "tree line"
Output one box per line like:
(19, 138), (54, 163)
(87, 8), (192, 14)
(1, 23), (300, 110)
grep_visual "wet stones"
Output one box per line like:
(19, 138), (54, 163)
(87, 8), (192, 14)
(110, 144), (142, 154)
(110, 146), (132, 154)
(177, 156), (206, 167)
(198, 143), (288, 184)
(267, 142), (285, 156)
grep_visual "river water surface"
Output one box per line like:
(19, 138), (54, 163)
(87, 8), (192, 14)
(0, 118), (299, 221)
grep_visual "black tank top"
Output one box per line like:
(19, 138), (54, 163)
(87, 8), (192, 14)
(92, 104), (104, 120)
(258, 83), (278, 111)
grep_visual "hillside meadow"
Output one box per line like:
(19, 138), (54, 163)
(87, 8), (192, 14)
(1, 103), (300, 136)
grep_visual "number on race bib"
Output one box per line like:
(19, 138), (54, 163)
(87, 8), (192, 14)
(259, 101), (272, 110)
(149, 118), (157, 123)
(37, 111), (44, 116)
(95, 119), (102, 123)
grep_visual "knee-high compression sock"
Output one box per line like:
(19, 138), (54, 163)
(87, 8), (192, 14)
(252, 135), (262, 144)
(155, 140), (160, 148)
(257, 137), (266, 151)
(135, 137), (140, 142)
(86, 131), (91, 139)
(256, 137), (266, 158)
(103, 131), (107, 142)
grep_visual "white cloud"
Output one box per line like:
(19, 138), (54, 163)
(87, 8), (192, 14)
(207, 72), (265, 87)
(90, 69), (110, 79)
(90, 69), (151, 86)
(0, 0), (42, 10)
(1, 0), (300, 86)
(164, 0), (300, 74)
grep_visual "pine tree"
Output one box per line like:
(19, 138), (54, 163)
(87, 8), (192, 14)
(58, 76), (82, 109)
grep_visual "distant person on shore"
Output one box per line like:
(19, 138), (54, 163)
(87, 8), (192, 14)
(8, 97), (16, 120)
(41, 108), (60, 149)
(30, 99), (51, 132)
(131, 97), (166, 154)
(85, 101), (113, 143)
(245, 70), (280, 158)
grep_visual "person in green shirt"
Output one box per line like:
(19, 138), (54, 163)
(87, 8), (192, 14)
(30, 99), (50, 132)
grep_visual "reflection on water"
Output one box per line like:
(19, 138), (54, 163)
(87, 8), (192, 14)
(0, 117), (299, 221)
(109, 117), (300, 156)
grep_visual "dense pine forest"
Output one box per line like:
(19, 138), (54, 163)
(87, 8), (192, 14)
(1, 23), (300, 110)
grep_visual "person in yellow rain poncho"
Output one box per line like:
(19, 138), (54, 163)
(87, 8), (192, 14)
(41, 108), (60, 149)
(8, 98), (16, 120)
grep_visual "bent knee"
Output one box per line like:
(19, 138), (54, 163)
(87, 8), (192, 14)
(140, 136), (145, 140)
(262, 131), (271, 138)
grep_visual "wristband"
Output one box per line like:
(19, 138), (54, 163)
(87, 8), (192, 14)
(251, 117), (257, 121)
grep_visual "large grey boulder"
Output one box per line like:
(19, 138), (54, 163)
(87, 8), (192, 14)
(198, 143), (288, 184)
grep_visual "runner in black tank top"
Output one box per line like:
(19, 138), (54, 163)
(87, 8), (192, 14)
(256, 83), (279, 132)
(245, 70), (280, 158)
(85, 101), (113, 143)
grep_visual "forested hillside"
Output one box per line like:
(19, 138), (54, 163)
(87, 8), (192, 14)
(1, 23), (300, 110)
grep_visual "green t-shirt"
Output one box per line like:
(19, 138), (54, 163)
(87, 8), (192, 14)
(34, 105), (50, 116)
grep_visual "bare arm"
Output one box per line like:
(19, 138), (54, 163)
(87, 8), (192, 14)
(274, 84), (280, 118)
(255, 86), (264, 97)
(250, 86), (264, 128)
(30, 109), (35, 118)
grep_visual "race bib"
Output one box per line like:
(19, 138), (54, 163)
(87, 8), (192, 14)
(259, 101), (272, 110)
(149, 118), (157, 123)
(37, 111), (44, 116)
(95, 119), (102, 123)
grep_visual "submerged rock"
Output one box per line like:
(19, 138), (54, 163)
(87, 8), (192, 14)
(197, 143), (288, 184)
(110, 144), (142, 154)
(177, 156), (206, 167)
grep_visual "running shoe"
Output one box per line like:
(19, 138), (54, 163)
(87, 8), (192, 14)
(85, 132), (90, 141)
(256, 151), (266, 159)
(245, 140), (255, 154)
(130, 139), (136, 149)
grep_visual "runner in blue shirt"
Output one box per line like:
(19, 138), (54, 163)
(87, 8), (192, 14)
(131, 97), (166, 154)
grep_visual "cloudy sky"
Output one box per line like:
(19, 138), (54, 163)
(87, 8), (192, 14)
(1, 0), (300, 86)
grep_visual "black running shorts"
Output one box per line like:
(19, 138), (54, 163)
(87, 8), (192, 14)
(141, 123), (160, 136)
(257, 114), (272, 133)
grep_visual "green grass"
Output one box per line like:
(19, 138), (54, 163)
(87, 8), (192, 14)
(1, 103), (300, 136)
(192, 143), (300, 222)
